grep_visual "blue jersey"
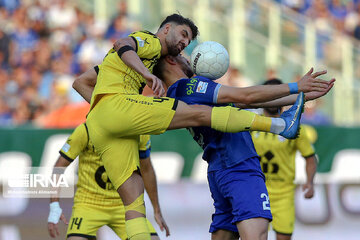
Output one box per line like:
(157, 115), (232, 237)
(166, 76), (259, 172)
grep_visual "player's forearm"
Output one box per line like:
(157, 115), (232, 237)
(73, 83), (93, 103)
(72, 70), (97, 103)
(234, 94), (298, 109)
(218, 84), (292, 106)
(140, 159), (161, 213)
(120, 50), (152, 78)
(305, 155), (317, 184)
(50, 156), (71, 203)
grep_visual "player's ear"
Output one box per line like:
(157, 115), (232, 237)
(163, 23), (171, 34)
(165, 55), (177, 65)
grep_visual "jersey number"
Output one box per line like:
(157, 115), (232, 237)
(261, 193), (271, 211)
(95, 166), (113, 190)
(70, 217), (83, 230)
(153, 97), (169, 103)
(262, 150), (279, 174)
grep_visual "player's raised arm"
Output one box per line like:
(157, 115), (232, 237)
(235, 78), (336, 109)
(72, 67), (98, 103)
(114, 37), (165, 96)
(47, 156), (71, 238)
(217, 68), (330, 105)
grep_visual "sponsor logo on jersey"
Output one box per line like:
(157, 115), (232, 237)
(186, 78), (198, 95)
(136, 36), (145, 47)
(196, 81), (208, 94)
(61, 143), (70, 153)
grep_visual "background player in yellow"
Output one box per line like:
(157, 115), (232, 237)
(47, 123), (170, 240)
(74, 13), (332, 239)
(251, 79), (318, 240)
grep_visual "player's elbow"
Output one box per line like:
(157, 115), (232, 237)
(72, 77), (81, 91)
(114, 37), (135, 51)
(243, 94), (260, 105)
(227, 93), (254, 105)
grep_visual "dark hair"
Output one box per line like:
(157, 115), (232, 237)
(159, 13), (199, 40)
(263, 78), (283, 85)
(263, 78), (283, 114)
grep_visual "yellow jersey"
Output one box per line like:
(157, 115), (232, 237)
(90, 31), (161, 110)
(251, 126), (315, 194)
(60, 124), (151, 207)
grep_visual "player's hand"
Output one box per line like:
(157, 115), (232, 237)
(48, 213), (68, 238)
(143, 72), (166, 97)
(302, 182), (315, 199)
(154, 211), (170, 237)
(297, 68), (331, 93)
(305, 78), (336, 101)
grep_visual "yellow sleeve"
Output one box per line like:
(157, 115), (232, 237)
(139, 135), (151, 159)
(59, 124), (88, 162)
(129, 31), (161, 59)
(296, 126), (316, 158)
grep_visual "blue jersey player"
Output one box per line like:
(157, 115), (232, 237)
(153, 55), (334, 240)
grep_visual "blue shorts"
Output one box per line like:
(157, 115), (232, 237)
(208, 157), (272, 233)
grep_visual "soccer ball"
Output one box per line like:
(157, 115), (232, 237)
(190, 41), (229, 80)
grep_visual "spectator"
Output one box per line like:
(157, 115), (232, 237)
(0, 29), (10, 67)
(105, 14), (132, 41)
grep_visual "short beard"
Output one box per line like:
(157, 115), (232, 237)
(168, 44), (180, 56)
(165, 36), (180, 56)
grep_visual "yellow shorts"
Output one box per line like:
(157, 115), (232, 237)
(86, 94), (177, 189)
(268, 189), (295, 235)
(66, 203), (157, 239)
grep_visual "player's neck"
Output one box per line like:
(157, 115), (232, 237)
(163, 70), (188, 88)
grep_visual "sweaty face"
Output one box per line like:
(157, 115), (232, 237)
(165, 24), (193, 56)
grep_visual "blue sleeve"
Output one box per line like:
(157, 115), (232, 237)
(167, 77), (221, 105)
(139, 148), (151, 159)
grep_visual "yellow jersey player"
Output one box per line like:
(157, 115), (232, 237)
(251, 79), (317, 240)
(47, 123), (169, 240)
(73, 13), (331, 239)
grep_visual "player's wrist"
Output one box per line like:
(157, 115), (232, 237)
(48, 202), (63, 224)
(288, 83), (299, 94)
(153, 206), (161, 214)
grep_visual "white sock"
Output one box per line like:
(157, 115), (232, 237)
(270, 118), (285, 134)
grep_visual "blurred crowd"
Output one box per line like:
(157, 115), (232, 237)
(276, 0), (360, 40)
(0, 0), (137, 127)
(0, 0), (338, 128)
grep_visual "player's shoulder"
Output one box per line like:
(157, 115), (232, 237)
(130, 30), (157, 36)
(166, 78), (186, 97)
(194, 75), (213, 82)
(175, 76), (212, 86)
(73, 123), (88, 136)
(129, 31), (159, 42)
